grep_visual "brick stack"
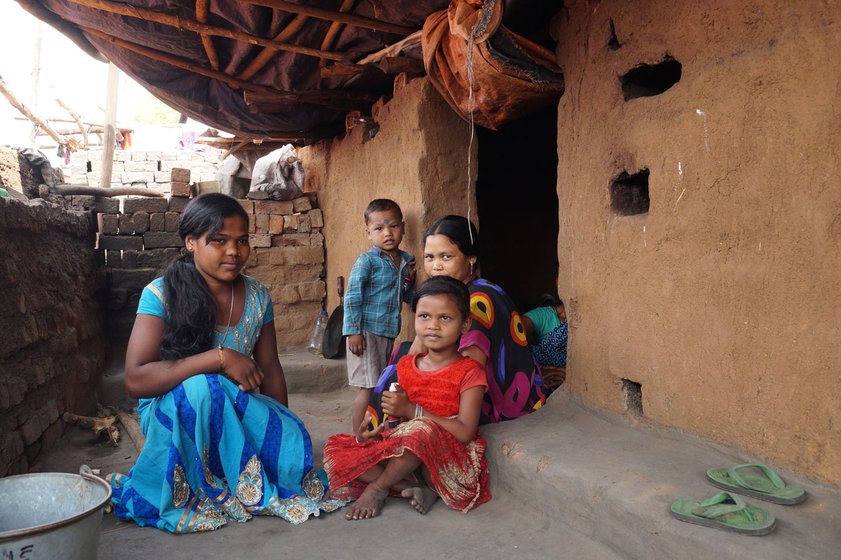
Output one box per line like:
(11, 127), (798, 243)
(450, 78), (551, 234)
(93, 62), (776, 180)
(67, 150), (219, 195)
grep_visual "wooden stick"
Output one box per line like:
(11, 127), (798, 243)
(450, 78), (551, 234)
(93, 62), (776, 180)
(100, 62), (119, 188)
(241, 0), (416, 35)
(82, 27), (376, 108)
(55, 98), (89, 147)
(320, 0), (356, 51)
(0, 76), (69, 148)
(63, 412), (120, 446)
(195, 0), (220, 71)
(115, 409), (145, 453)
(222, 140), (250, 160)
(68, 0), (348, 61)
(55, 185), (165, 197)
(236, 14), (309, 80)
(357, 30), (422, 65)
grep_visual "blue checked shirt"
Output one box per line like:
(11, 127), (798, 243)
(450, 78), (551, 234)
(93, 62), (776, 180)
(342, 246), (415, 339)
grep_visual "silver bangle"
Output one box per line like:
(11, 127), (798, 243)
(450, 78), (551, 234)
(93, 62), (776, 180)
(414, 404), (423, 418)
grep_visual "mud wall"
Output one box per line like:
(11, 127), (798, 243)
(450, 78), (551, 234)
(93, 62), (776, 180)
(301, 77), (476, 343)
(554, 0), (841, 484)
(0, 197), (106, 476)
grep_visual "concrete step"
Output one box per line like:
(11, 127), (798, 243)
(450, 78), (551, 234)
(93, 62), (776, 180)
(481, 391), (841, 560)
(280, 348), (347, 394)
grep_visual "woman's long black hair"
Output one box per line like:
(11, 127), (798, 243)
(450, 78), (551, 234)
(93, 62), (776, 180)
(159, 193), (249, 360)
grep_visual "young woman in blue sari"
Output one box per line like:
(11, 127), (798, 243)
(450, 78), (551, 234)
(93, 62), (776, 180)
(109, 193), (345, 533)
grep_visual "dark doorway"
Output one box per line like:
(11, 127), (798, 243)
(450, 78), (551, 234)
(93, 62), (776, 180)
(476, 105), (559, 310)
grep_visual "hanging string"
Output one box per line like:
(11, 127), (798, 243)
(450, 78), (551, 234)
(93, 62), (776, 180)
(465, 19), (478, 245)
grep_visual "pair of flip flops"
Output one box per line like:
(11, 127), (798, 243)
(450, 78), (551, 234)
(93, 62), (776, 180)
(670, 463), (807, 536)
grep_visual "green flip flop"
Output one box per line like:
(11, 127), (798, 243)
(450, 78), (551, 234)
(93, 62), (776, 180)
(670, 491), (776, 536)
(706, 463), (806, 505)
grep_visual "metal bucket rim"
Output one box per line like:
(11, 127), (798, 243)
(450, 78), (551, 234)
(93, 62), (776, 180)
(0, 470), (112, 543)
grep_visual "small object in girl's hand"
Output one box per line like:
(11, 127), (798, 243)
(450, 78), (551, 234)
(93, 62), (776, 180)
(387, 383), (401, 428)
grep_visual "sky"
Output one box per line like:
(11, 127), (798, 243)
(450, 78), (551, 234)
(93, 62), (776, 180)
(0, 2), (210, 152)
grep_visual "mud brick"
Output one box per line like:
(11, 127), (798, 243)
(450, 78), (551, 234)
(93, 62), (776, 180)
(283, 214), (299, 232)
(98, 234), (143, 251)
(149, 212), (166, 231)
(255, 213), (270, 233)
(100, 213), (118, 235)
(132, 212), (150, 233)
(269, 215), (284, 234)
(137, 248), (179, 268)
(154, 171), (170, 182)
(168, 196), (190, 212)
(170, 167), (191, 183)
(110, 268), (156, 291)
(131, 151), (148, 161)
(247, 190), (269, 200)
(170, 181), (191, 198)
(265, 246), (323, 266)
(238, 199), (254, 214)
(106, 250), (122, 268)
(124, 198), (169, 213)
(118, 214), (134, 235)
(121, 172), (154, 183)
(308, 208), (324, 228)
(144, 232), (182, 249)
(310, 232), (324, 246)
(254, 200), (294, 215)
(164, 212), (181, 232)
(292, 196), (312, 212)
(90, 197), (120, 213)
(122, 250), (139, 268)
(250, 234), (272, 248)
(297, 214), (311, 233)
(270, 233), (309, 247)
(125, 161), (156, 172)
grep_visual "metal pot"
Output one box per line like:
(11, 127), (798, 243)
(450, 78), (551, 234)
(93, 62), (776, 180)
(0, 465), (112, 559)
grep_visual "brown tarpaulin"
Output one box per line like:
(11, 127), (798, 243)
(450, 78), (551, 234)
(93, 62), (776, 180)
(422, 0), (564, 130)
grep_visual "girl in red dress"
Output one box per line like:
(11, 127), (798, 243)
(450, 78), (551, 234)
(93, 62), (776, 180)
(323, 276), (491, 520)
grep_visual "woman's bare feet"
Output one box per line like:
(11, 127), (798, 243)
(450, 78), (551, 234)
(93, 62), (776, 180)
(345, 484), (388, 520)
(400, 486), (438, 514)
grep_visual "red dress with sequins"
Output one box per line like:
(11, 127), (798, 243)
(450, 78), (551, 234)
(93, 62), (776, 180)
(323, 355), (491, 512)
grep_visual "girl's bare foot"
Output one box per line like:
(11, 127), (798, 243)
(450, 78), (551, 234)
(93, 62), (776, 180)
(400, 486), (438, 514)
(345, 485), (387, 520)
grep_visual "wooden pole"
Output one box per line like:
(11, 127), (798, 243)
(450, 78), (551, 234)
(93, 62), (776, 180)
(99, 62), (119, 188)
(82, 27), (380, 107)
(67, 0), (348, 62)
(0, 76), (68, 148)
(30, 22), (42, 143)
(55, 185), (163, 197)
(241, 0), (416, 35)
(236, 14), (309, 80)
(195, 0), (220, 71)
(56, 98), (89, 147)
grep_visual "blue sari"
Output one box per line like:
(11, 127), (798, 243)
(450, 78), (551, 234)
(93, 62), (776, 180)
(110, 276), (345, 533)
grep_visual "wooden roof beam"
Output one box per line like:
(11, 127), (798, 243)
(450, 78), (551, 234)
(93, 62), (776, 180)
(195, 0), (220, 70)
(236, 14), (309, 80)
(241, 0), (417, 36)
(66, 0), (350, 62)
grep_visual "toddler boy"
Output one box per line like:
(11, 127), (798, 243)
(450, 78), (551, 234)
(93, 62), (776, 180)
(343, 199), (415, 436)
